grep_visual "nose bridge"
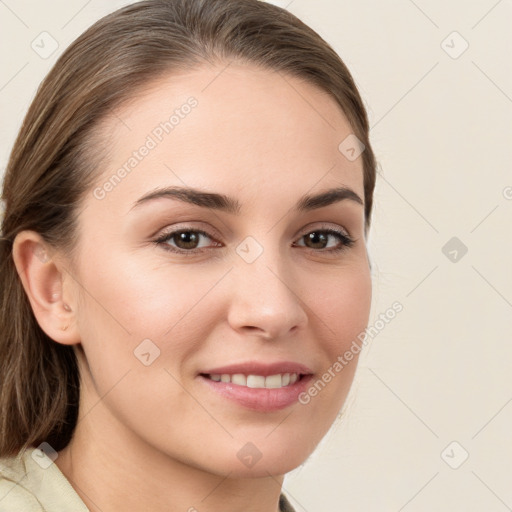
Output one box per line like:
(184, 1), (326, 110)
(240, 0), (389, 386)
(227, 235), (308, 339)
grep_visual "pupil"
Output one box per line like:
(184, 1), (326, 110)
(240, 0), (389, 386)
(177, 231), (198, 249)
(307, 232), (327, 249)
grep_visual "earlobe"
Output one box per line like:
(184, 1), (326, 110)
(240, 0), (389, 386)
(11, 230), (81, 345)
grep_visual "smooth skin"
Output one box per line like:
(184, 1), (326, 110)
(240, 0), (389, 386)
(13, 62), (372, 512)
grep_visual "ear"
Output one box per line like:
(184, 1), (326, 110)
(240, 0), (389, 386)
(12, 230), (81, 345)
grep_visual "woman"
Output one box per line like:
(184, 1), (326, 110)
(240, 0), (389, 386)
(0, 0), (377, 510)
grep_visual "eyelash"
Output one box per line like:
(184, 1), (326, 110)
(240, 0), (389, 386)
(153, 225), (355, 257)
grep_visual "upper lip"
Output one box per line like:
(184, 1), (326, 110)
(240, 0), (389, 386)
(200, 361), (314, 377)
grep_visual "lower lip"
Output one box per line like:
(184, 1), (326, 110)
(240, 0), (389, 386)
(198, 374), (314, 412)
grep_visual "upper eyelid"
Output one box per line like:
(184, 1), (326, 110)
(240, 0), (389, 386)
(299, 222), (351, 237)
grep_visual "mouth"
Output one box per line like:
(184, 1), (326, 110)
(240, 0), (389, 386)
(200, 372), (303, 389)
(197, 361), (314, 411)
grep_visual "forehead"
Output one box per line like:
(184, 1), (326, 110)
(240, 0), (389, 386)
(91, 63), (364, 214)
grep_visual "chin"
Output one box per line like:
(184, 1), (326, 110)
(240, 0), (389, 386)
(213, 437), (317, 479)
(225, 454), (308, 479)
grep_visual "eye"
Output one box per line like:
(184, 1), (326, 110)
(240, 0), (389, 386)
(154, 228), (220, 254)
(153, 225), (355, 256)
(294, 227), (355, 254)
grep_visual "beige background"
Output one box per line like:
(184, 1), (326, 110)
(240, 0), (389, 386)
(1, 1), (511, 510)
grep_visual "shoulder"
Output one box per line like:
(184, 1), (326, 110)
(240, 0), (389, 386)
(0, 446), (88, 512)
(0, 448), (45, 511)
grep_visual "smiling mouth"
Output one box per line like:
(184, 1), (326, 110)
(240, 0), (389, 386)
(200, 372), (303, 389)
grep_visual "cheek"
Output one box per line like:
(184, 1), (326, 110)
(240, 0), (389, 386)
(72, 256), (218, 433)
(77, 247), (208, 334)
(310, 263), (372, 351)
(74, 252), (228, 378)
(298, 264), (371, 409)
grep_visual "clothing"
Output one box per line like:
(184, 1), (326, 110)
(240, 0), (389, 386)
(0, 446), (296, 511)
(278, 492), (296, 512)
(0, 446), (89, 511)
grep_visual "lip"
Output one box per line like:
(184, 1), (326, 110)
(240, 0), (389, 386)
(200, 361), (313, 377)
(197, 360), (314, 412)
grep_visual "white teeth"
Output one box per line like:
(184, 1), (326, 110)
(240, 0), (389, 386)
(247, 375), (265, 388)
(231, 374), (247, 386)
(265, 374), (282, 388)
(207, 372), (300, 389)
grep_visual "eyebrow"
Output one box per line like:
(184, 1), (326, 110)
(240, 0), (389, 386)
(130, 185), (363, 214)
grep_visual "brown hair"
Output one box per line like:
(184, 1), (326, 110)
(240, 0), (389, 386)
(0, 0), (377, 457)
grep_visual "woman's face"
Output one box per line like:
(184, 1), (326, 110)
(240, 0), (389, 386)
(64, 63), (372, 477)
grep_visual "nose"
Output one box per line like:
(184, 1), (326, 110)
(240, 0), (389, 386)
(226, 252), (308, 341)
